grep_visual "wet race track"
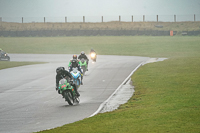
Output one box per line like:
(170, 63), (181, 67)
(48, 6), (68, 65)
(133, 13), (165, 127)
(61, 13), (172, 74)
(0, 54), (149, 133)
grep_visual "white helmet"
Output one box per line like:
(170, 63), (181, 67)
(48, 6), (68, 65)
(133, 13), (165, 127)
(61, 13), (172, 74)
(81, 51), (85, 55)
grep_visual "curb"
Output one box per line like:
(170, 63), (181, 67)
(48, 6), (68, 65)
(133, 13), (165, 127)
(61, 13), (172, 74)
(89, 62), (143, 117)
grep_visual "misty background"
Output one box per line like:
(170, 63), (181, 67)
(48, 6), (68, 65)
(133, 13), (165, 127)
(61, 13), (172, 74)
(0, 0), (200, 22)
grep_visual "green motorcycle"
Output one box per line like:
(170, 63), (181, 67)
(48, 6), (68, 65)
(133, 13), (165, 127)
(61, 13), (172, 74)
(58, 79), (80, 105)
(79, 58), (87, 75)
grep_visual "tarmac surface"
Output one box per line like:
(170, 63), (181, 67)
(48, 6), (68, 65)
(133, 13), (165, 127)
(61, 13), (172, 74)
(0, 54), (152, 133)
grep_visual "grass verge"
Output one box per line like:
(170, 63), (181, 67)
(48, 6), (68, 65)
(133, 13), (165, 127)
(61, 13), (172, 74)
(0, 61), (45, 70)
(0, 36), (199, 132)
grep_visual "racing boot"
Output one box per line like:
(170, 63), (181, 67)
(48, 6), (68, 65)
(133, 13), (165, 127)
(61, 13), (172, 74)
(74, 85), (80, 97)
(81, 75), (83, 85)
(76, 91), (80, 97)
(86, 65), (88, 71)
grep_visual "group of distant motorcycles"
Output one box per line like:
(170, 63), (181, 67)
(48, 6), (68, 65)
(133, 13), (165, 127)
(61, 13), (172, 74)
(0, 49), (97, 105)
(57, 51), (97, 105)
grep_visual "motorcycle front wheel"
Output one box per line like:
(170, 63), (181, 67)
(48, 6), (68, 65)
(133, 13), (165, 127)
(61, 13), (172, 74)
(64, 90), (74, 105)
(6, 56), (10, 61)
(81, 66), (86, 75)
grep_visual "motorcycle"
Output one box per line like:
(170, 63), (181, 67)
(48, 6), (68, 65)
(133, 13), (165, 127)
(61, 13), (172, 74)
(90, 52), (97, 62)
(58, 78), (80, 105)
(79, 58), (87, 75)
(70, 68), (82, 90)
(0, 51), (10, 61)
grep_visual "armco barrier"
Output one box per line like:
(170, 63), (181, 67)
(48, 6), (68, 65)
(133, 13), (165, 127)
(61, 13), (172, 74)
(0, 30), (199, 37)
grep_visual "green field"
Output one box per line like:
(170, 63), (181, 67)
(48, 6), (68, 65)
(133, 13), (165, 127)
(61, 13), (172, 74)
(1, 36), (199, 58)
(0, 36), (200, 133)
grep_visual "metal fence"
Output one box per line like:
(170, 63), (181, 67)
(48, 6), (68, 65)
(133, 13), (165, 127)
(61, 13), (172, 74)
(0, 14), (200, 23)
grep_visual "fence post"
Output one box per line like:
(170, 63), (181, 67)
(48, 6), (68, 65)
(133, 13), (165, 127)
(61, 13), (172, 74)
(132, 15), (133, 22)
(83, 16), (85, 23)
(22, 17), (23, 23)
(102, 16), (103, 23)
(194, 14), (196, 22)
(174, 15), (176, 22)
(0, 17), (2, 22)
(44, 17), (45, 23)
(157, 15), (158, 22)
(65, 17), (67, 23)
(143, 15), (145, 22)
(119, 15), (121, 22)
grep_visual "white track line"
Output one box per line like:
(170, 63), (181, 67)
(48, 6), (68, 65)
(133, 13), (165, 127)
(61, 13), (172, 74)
(89, 62), (143, 117)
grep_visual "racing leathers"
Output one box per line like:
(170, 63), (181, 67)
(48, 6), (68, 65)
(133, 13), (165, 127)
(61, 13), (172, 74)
(68, 59), (83, 85)
(90, 49), (96, 54)
(78, 54), (89, 70)
(56, 67), (80, 97)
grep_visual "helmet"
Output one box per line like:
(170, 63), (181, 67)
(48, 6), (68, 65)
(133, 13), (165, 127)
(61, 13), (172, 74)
(81, 51), (85, 55)
(73, 55), (77, 59)
(56, 67), (65, 74)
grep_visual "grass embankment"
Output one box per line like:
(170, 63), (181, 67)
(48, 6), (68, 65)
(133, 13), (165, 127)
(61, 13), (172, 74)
(0, 36), (199, 132)
(1, 22), (200, 32)
(0, 61), (45, 70)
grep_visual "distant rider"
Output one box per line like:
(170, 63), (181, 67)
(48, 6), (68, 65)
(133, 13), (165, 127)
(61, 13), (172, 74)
(90, 48), (96, 54)
(78, 51), (89, 71)
(68, 55), (80, 67)
(56, 67), (80, 97)
(69, 55), (83, 85)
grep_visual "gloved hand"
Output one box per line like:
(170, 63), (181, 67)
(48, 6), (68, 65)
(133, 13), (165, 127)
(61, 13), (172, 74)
(69, 80), (74, 84)
(81, 73), (83, 76)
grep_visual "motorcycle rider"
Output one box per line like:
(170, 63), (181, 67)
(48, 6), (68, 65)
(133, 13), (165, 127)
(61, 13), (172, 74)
(68, 55), (80, 67)
(56, 67), (80, 97)
(78, 51), (89, 71)
(90, 48), (96, 54)
(90, 48), (97, 60)
(69, 55), (84, 85)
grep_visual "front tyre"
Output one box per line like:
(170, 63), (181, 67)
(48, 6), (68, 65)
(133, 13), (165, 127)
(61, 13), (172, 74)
(74, 97), (80, 104)
(81, 66), (86, 76)
(6, 56), (10, 61)
(64, 91), (74, 105)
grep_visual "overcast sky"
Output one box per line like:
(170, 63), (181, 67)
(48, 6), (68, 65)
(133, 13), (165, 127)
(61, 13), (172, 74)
(0, 0), (200, 17)
(0, 0), (200, 22)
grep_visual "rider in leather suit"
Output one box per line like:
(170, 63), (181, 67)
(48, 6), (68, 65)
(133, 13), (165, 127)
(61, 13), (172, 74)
(56, 67), (80, 97)
(68, 55), (83, 85)
(78, 51), (89, 71)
